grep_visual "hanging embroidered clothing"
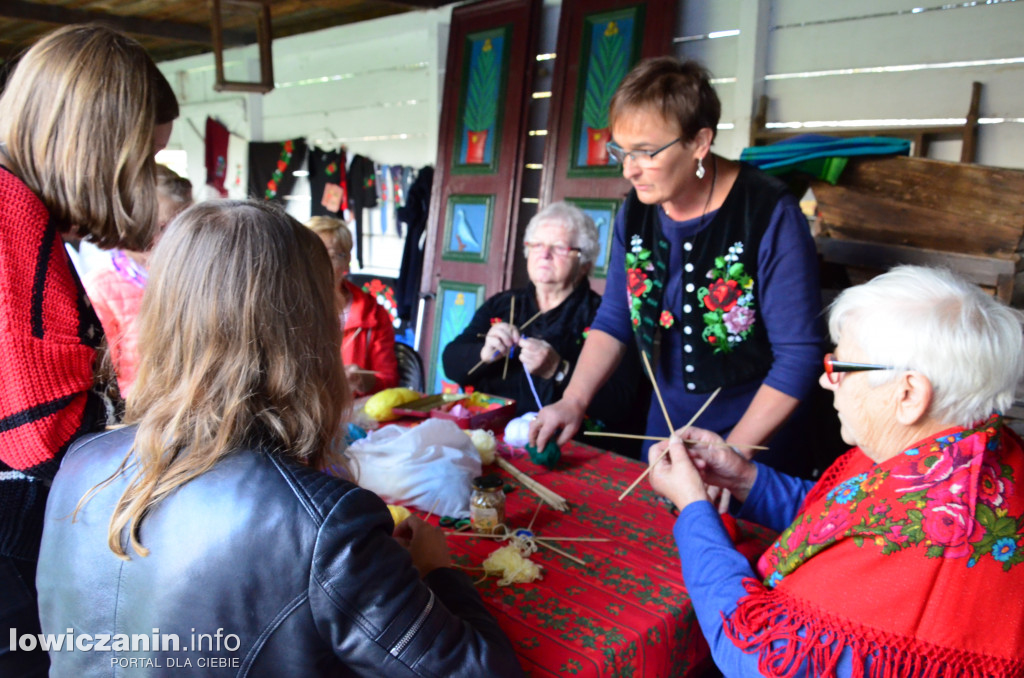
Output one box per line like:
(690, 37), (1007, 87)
(309, 146), (348, 217)
(247, 138), (308, 203)
(204, 117), (230, 198)
(346, 154), (378, 269)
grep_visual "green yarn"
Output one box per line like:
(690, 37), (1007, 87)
(525, 440), (561, 469)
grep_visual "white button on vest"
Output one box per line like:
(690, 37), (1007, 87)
(684, 263), (694, 272)
(683, 304), (692, 313)
(685, 283), (694, 293)
(684, 326), (692, 335)
(687, 382), (695, 390)
(685, 365), (695, 373)
(683, 242), (693, 252)
(684, 344), (693, 353)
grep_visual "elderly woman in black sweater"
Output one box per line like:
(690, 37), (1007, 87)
(442, 202), (643, 452)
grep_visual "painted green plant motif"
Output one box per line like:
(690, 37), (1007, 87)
(582, 21), (628, 131)
(464, 37), (499, 132)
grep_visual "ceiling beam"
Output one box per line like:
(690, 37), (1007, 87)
(0, 0), (254, 47)
(380, 0), (451, 8)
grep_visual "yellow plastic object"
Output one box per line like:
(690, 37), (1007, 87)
(465, 428), (497, 465)
(364, 387), (422, 422)
(387, 504), (411, 527)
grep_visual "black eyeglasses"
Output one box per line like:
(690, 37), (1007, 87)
(823, 353), (897, 384)
(605, 137), (682, 165)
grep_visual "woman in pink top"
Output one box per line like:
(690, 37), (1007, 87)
(85, 165), (192, 395)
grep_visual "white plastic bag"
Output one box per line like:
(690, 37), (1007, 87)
(347, 419), (481, 518)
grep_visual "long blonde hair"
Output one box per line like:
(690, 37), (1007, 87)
(95, 200), (350, 559)
(0, 25), (175, 250)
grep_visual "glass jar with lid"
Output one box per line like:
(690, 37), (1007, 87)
(469, 474), (506, 535)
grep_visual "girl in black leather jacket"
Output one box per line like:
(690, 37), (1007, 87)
(37, 200), (523, 677)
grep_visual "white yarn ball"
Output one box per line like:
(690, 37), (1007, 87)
(503, 412), (537, 448)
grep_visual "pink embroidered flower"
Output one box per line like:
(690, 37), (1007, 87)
(723, 306), (755, 334)
(921, 501), (973, 556)
(783, 519), (812, 550)
(894, 452), (955, 494)
(979, 462), (1012, 508)
(883, 523), (908, 545)
(808, 508), (855, 544)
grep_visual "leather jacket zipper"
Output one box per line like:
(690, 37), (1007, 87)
(390, 590), (434, 657)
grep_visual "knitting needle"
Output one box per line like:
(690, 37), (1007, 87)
(617, 386), (722, 501)
(502, 297), (515, 381)
(536, 541), (589, 568)
(583, 430), (768, 451)
(466, 308), (545, 376)
(642, 350), (674, 435)
(527, 499), (543, 532)
(424, 497), (441, 521)
(442, 532), (610, 543)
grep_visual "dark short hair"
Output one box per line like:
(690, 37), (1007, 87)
(609, 56), (721, 143)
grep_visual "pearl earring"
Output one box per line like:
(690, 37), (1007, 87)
(696, 156), (706, 180)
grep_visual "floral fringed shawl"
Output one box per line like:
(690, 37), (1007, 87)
(724, 414), (1024, 677)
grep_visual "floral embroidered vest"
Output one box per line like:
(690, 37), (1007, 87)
(623, 164), (788, 392)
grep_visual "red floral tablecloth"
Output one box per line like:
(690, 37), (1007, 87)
(446, 441), (776, 678)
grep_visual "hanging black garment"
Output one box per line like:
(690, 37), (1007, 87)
(247, 138), (308, 204)
(346, 154), (379, 268)
(395, 166), (433, 321)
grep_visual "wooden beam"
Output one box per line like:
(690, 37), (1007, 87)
(0, 0), (253, 47)
(379, 0), (451, 8)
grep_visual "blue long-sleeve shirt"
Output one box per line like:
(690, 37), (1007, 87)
(591, 191), (823, 458)
(673, 464), (856, 677)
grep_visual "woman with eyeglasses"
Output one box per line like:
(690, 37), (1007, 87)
(306, 216), (399, 396)
(644, 265), (1024, 677)
(531, 57), (823, 476)
(442, 202), (643, 442)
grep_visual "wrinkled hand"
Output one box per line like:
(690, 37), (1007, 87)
(345, 363), (376, 395)
(647, 437), (710, 509)
(480, 322), (520, 363)
(649, 426), (757, 507)
(393, 515), (451, 577)
(518, 337), (559, 379)
(529, 396), (585, 449)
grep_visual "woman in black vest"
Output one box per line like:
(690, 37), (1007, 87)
(531, 57), (824, 478)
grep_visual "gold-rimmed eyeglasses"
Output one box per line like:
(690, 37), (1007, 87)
(523, 242), (581, 258)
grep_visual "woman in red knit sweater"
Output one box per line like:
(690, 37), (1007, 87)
(306, 216), (399, 396)
(0, 25), (177, 676)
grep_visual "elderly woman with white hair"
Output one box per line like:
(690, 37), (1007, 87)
(646, 265), (1024, 677)
(443, 202), (642, 439)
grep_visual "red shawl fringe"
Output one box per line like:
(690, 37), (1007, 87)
(723, 578), (1024, 678)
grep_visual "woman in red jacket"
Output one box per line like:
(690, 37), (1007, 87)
(306, 216), (399, 396)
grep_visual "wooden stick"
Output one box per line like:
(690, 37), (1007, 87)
(583, 431), (768, 451)
(641, 351), (674, 434)
(527, 499), (543, 532)
(441, 532), (610, 543)
(617, 387), (722, 501)
(496, 457), (568, 511)
(537, 541), (589, 567)
(502, 297), (515, 381)
(517, 309), (544, 332)
(424, 497), (441, 521)
(348, 368), (382, 376)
